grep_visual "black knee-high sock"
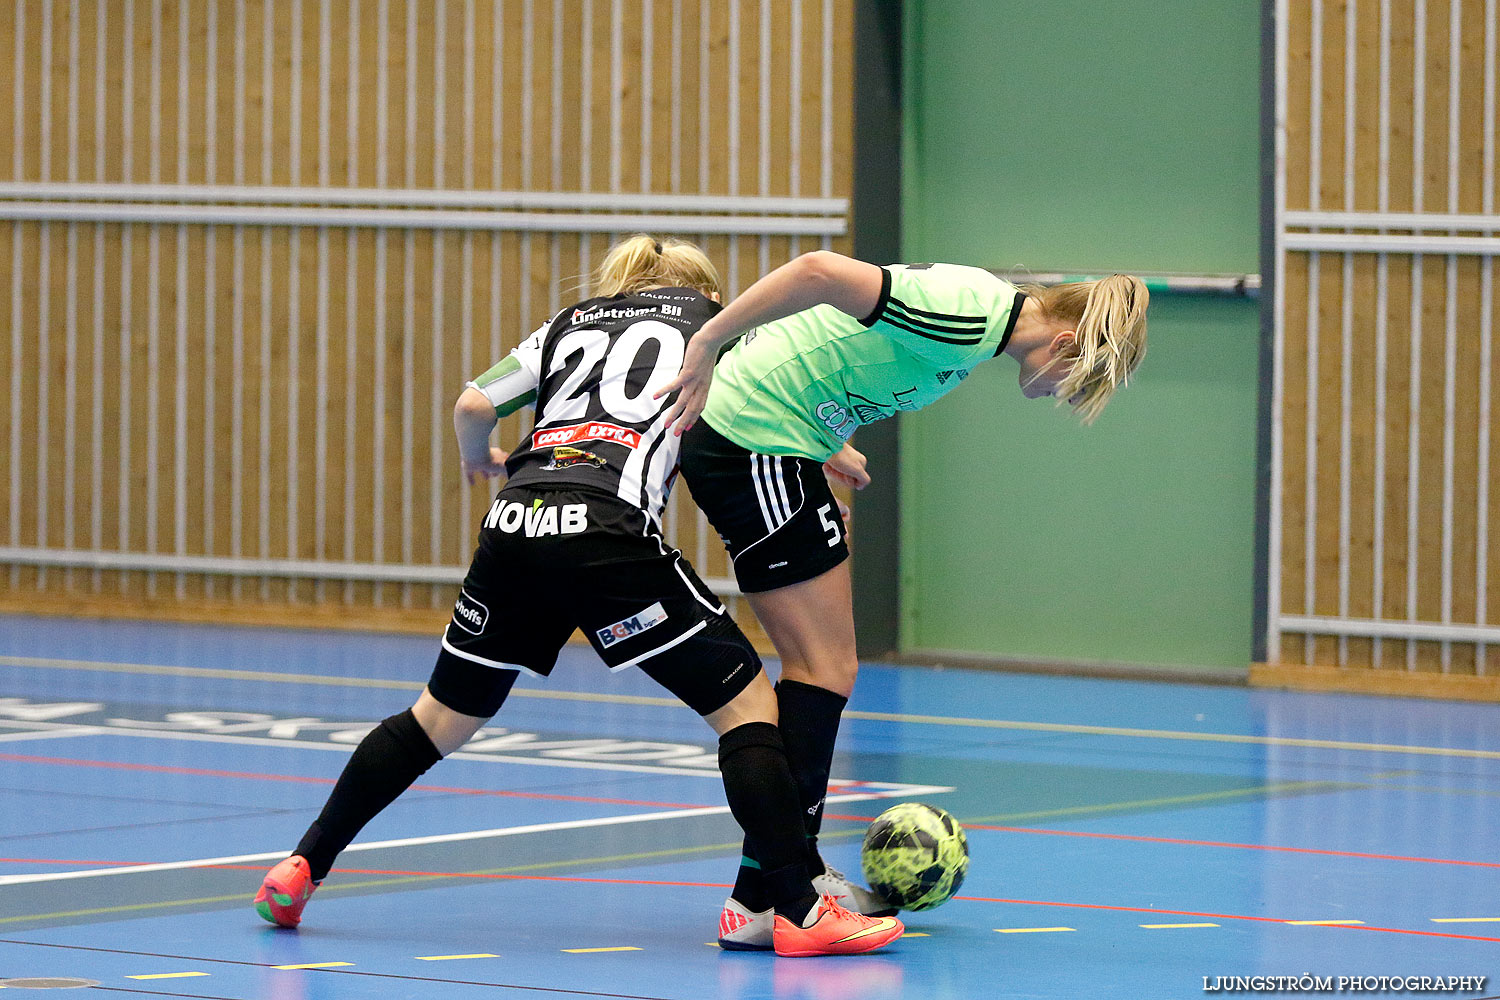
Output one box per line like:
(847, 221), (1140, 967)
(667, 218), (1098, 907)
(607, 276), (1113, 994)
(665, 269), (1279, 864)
(776, 679), (848, 876)
(718, 722), (818, 923)
(731, 680), (850, 900)
(294, 709), (443, 882)
(731, 833), (769, 911)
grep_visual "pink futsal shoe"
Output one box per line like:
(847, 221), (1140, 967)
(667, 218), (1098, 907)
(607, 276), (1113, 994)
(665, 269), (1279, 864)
(771, 895), (905, 957)
(254, 855), (318, 928)
(718, 897), (774, 950)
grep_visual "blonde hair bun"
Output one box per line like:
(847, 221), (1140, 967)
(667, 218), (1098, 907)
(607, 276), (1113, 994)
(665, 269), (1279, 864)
(593, 234), (722, 301)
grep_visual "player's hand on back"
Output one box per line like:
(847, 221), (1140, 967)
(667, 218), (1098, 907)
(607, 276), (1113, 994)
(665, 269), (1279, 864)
(823, 443), (870, 490)
(655, 332), (718, 436)
(460, 447), (510, 486)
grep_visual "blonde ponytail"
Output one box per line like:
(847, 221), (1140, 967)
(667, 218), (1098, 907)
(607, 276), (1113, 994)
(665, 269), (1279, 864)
(592, 233), (723, 300)
(1018, 274), (1149, 424)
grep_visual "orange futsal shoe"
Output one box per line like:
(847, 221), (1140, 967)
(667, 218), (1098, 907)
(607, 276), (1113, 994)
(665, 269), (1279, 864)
(771, 895), (904, 957)
(254, 855), (318, 928)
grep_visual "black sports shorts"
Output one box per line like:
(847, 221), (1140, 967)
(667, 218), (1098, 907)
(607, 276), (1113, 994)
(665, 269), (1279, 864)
(678, 420), (850, 594)
(433, 485), (761, 717)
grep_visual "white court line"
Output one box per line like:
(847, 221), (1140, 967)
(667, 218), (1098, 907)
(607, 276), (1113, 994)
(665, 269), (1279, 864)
(0, 727), (100, 744)
(0, 721), (956, 795)
(0, 719), (720, 778)
(0, 784), (951, 887)
(11, 654), (1500, 761)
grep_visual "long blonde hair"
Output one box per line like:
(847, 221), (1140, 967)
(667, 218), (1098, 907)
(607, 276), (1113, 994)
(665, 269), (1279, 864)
(592, 234), (723, 300)
(1018, 274), (1149, 424)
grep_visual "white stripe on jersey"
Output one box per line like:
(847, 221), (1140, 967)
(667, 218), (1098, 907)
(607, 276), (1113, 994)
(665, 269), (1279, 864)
(771, 457), (794, 520)
(641, 430), (680, 525)
(765, 455), (791, 522)
(750, 454), (778, 531)
(617, 407), (674, 521)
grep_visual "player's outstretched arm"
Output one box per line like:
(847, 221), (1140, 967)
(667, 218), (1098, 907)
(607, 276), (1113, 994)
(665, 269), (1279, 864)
(656, 251), (886, 435)
(453, 387), (509, 485)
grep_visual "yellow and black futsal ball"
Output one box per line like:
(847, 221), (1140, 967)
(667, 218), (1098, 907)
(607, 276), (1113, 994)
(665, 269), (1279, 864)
(860, 802), (969, 911)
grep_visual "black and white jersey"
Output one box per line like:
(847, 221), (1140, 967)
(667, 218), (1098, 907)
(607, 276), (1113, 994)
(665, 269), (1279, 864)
(467, 288), (720, 524)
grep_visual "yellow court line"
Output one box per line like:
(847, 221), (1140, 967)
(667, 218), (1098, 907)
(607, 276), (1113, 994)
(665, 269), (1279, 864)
(0, 654), (428, 691)
(414, 954), (498, 961)
(125, 972), (209, 980)
(996, 927), (1075, 934)
(1140, 923), (1220, 929)
(900, 932), (930, 937)
(1431, 917), (1500, 923)
(961, 780), (1366, 826)
(273, 962), (354, 970)
(0, 889), (273, 925)
(839, 709), (1500, 760)
(7, 652), (1496, 759)
(1285, 919), (1364, 926)
(561, 946), (641, 954)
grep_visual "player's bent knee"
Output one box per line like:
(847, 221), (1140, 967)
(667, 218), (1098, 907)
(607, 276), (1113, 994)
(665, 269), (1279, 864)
(420, 650), (520, 754)
(704, 670), (777, 735)
(639, 613), (763, 721)
(781, 656), (859, 698)
(411, 689), (490, 756)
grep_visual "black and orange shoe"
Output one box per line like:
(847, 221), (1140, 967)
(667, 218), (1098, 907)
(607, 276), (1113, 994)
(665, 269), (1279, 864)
(771, 895), (904, 957)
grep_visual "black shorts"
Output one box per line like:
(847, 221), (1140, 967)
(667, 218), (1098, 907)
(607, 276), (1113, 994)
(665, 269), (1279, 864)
(678, 420), (850, 593)
(435, 485), (761, 717)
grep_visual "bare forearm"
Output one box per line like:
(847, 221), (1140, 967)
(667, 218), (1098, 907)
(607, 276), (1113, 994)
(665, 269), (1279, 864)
(656, 252), (883, 435)
(453, 387), (499, 464)
(693, 251), (884, 349)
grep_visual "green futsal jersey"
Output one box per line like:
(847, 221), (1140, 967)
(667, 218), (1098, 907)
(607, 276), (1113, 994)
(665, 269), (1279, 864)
(701, 262), (1026, 460)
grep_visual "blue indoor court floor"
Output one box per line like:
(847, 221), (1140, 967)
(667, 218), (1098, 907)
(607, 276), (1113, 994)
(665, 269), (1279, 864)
(2, 612), (1500, 999)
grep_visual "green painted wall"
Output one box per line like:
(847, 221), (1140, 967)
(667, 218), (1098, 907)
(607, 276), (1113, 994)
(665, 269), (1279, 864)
(901, 1), (1261, 277)
(897, 1), (1261, 668)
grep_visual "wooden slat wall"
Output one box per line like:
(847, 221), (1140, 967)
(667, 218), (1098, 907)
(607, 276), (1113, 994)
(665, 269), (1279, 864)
(0, 0), (853, 643)
(1268, 0), (1500, 693)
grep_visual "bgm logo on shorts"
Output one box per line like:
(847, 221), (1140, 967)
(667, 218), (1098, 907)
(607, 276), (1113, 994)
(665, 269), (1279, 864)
(452, 590), (490, 635)
(596, 602), (669, 647)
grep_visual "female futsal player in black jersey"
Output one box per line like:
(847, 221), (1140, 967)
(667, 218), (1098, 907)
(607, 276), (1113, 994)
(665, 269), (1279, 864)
(656, 251), (1149, 937)
(252, 236), (903, 957)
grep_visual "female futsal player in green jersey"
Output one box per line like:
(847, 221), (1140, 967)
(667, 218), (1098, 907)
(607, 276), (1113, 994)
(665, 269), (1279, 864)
(655, 251), (1149, 942)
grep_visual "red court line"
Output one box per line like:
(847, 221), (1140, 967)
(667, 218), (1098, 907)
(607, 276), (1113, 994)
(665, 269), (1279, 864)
(410, 782), (704, 810)
(0, 752), (707, 809)
(956, 894), (1500, 944)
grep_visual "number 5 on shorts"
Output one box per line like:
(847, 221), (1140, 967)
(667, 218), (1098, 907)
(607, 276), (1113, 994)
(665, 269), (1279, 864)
(817, 503), (841, 547)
